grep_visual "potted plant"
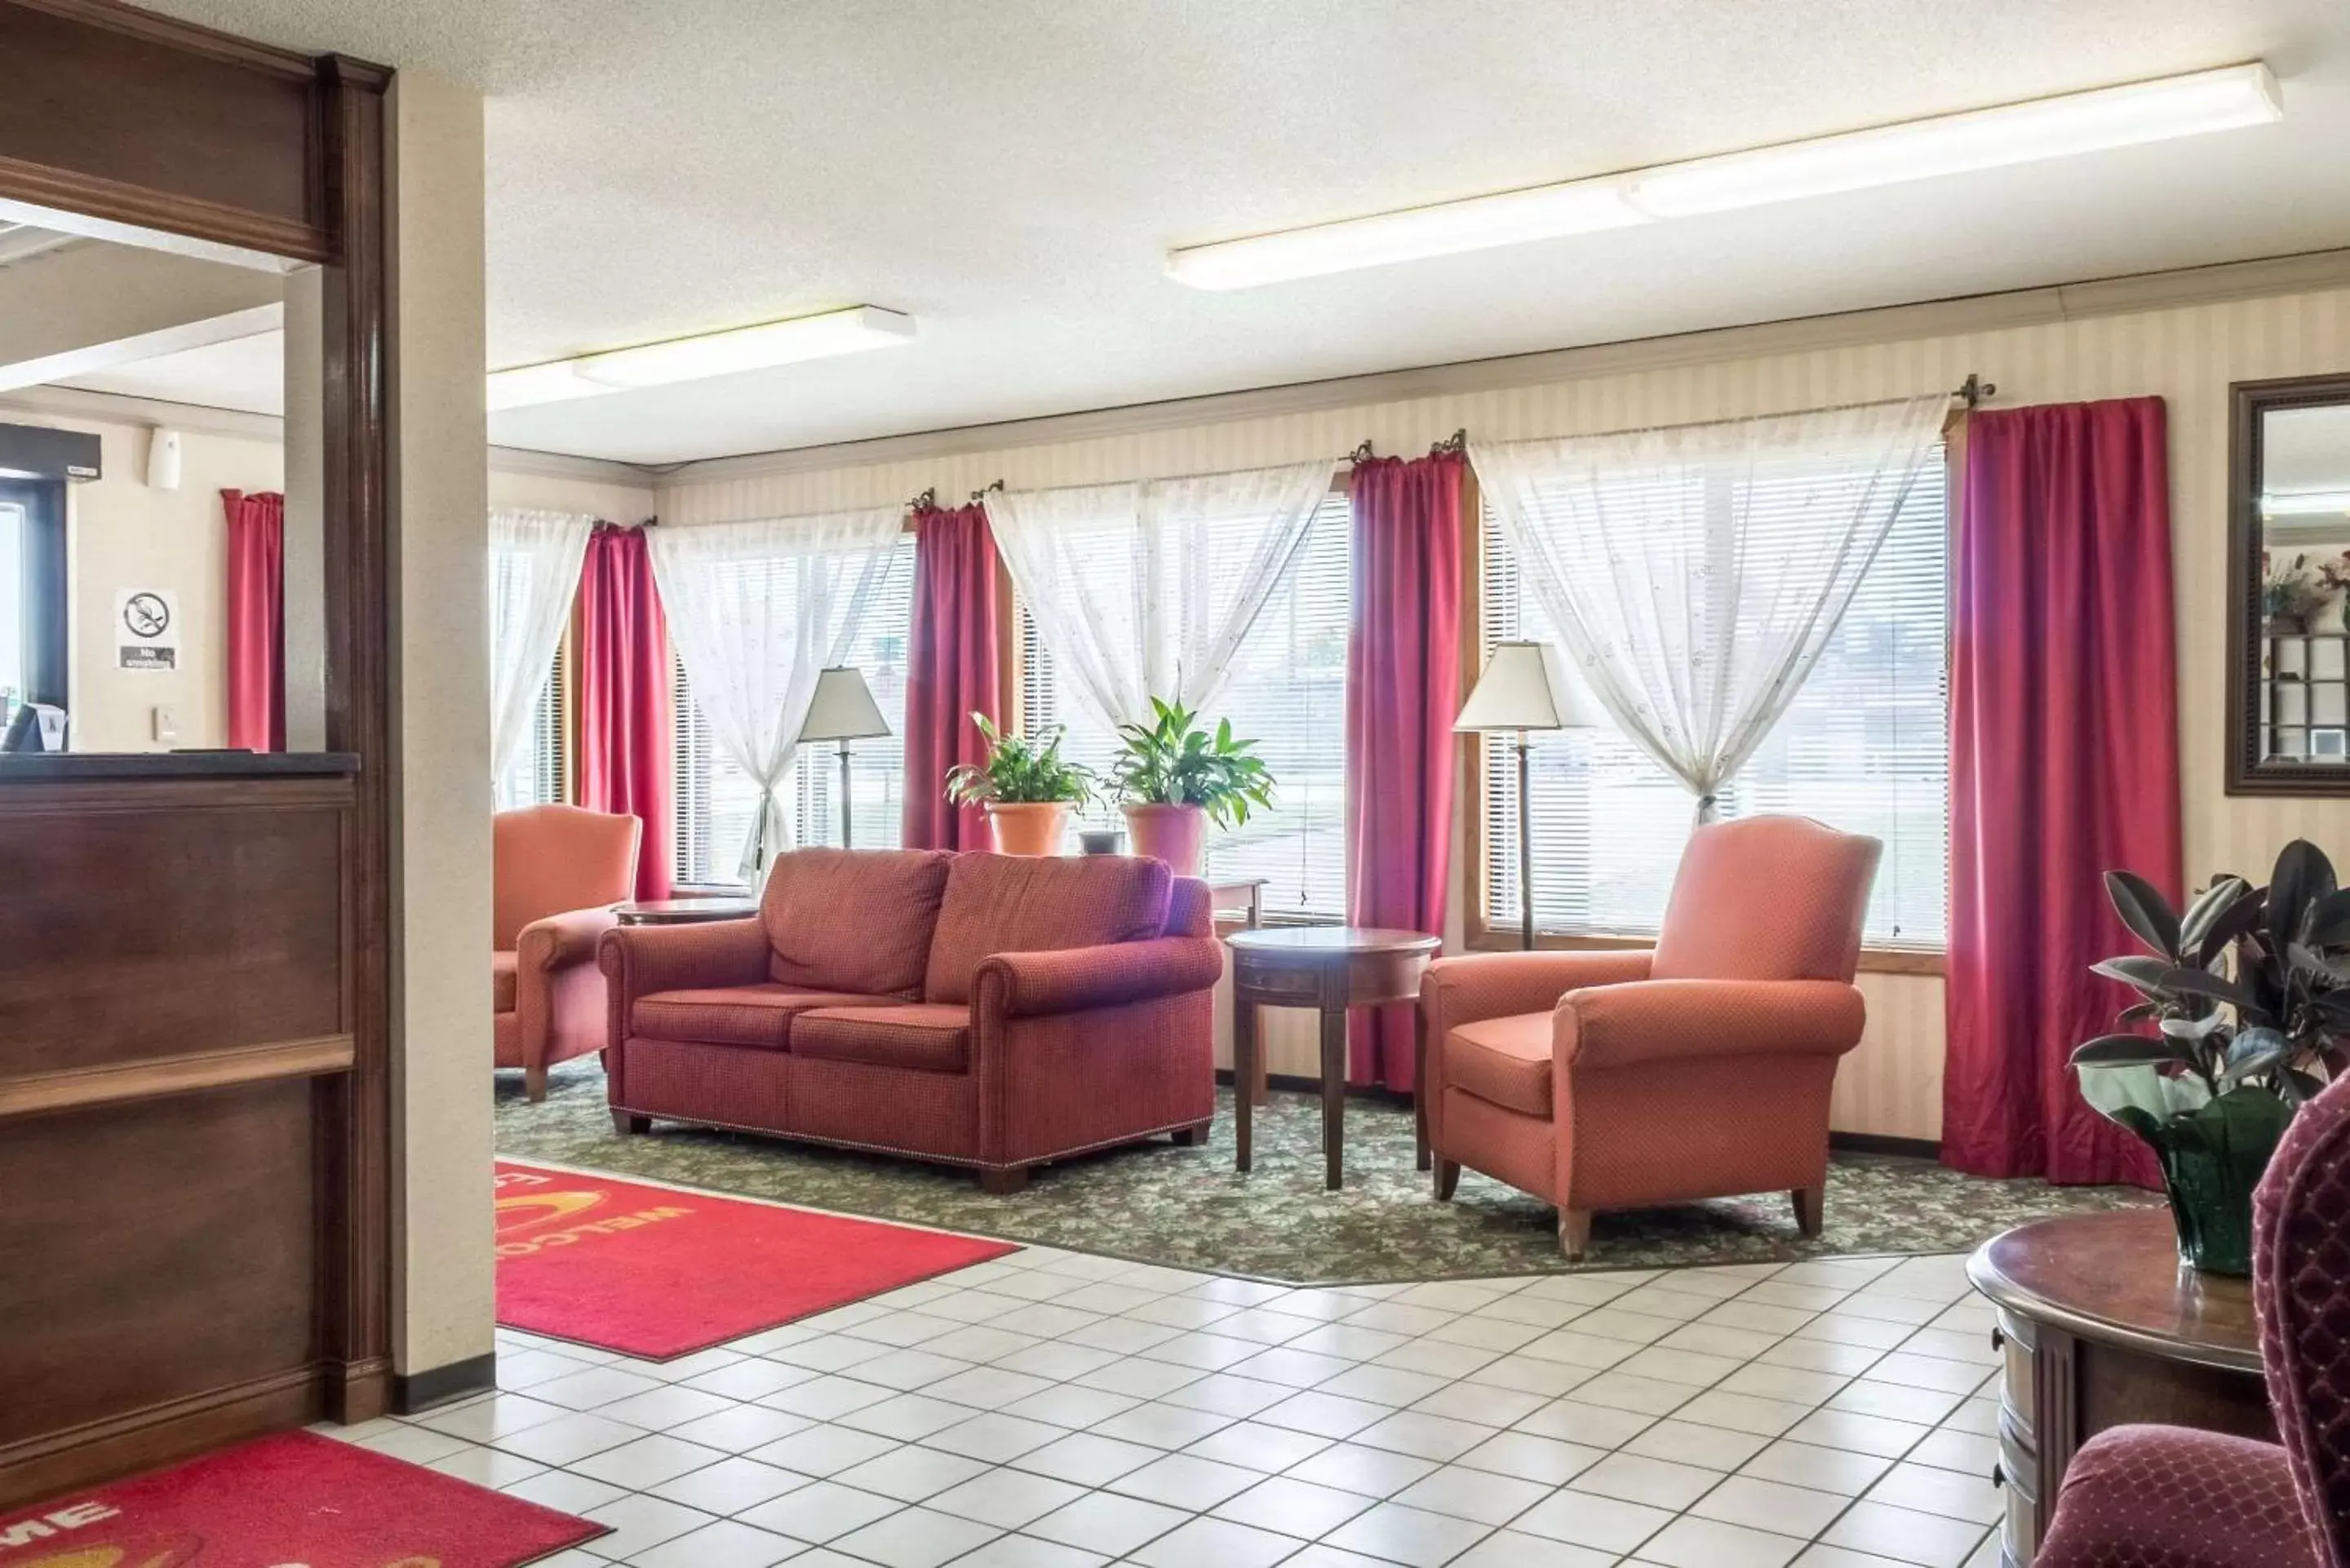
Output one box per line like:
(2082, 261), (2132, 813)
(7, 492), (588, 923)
(1106, 698), (1274, 875)
(943, 714), (1093, 857)
(2070, 840), (2350, 1274)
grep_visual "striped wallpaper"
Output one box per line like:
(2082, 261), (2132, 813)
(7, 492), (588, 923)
(656, 282), (2350, 1141)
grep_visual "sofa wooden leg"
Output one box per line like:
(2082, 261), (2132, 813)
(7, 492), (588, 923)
(1433, 1158), (1460, 1201)
(1171, 1121), (1212, 1147)
(1559, 1208), (1594, 1261)
(525, 1064), (548, 1103)
(980, 1167), (1030, 1195)
(1792, 1185), (1825, 1238)
(611, 1110), (650, 1135)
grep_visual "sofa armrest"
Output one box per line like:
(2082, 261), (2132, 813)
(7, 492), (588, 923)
(519, 907), (619, 974)
(1556, 978), (1864, 1071)
(597, 917), (769, 1004)
(1419, 950), (1654, 1037)
(975, 937), (1226, 1020)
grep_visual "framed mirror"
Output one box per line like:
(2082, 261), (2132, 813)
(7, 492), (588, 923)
(2228, 373), (2350, 795)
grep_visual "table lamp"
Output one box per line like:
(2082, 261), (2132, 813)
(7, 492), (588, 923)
(799, 666), (891, 847)
(1454, 640), (1580, 950)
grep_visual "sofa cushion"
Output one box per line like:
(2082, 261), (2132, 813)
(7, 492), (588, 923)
(633, 985), (893, 1049)
(1448, 1012), (1555, 1116)
(924, 854), (1173, 1004)
(492, 950), (518, 1013)
(792, 1003), (973, 1074)
(762, 846), (954, 997)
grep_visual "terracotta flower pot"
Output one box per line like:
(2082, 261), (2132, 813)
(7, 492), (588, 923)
(1123, 802), (1206, 875)
(986, 801), (1070, 857)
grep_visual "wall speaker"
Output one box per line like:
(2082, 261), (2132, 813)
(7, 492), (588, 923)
(146, 427), (183, 491)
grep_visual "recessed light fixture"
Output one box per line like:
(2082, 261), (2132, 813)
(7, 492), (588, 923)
(487, 305), (916, 410)
(1167, 62), (2282, 290)
(2264, 489), (2350, 517)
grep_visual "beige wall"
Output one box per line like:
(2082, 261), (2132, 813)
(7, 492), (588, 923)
(388, 71), (494, 1380)
(490, 467), (654, 523)
(20, 414), (282, 752)
(654, 280), (2350, 1142)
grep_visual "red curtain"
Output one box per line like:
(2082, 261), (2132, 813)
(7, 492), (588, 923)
(1345, 452), (1465, 1090)
(1942, 397), (2176, 1186)
(223, 488), (285, 751)
(578, 525), (673, 901)
(903, 504), (1002, 851)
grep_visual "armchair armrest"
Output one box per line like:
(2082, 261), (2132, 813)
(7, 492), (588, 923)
(1420, 950), (1654, 1035)
(1557, 978), (1864, 1071)
(975, 936), (1225, 1019)
(597, 917), (769, 1003)
(518, 907), (619, 974)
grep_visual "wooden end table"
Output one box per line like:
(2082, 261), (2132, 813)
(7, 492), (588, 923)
(614, 896), (758, 925)
(1228, 926), (1440, 1190)
(1967, 1208), (2272, 1568)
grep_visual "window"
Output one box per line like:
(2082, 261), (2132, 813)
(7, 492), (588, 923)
(0, 480), (64, 736)
(672, 533), (916, 885)
(1480, 450), (1949, 949)
(493, 643), (569, 810)
(1019, 489), (1352, 919)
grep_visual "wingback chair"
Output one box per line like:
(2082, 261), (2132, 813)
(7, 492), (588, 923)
(2033, 1068), (2350, 1568)
(1417, 815), (1881, 1259)
(494, 804), (641, 1101)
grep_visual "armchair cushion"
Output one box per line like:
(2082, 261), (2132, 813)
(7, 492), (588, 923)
(492, 950), (518, 1014)
(1557, 978), (1866, 1070)
(794, 1003), (972, 1074)
(762, 846), (953, 998)
(2036, 1424), (2317, 1568)
(1652, 816), (1881, 983)
(1447, 1012), (1554, 1116)
(976, 935), (1226, 1019)
(924, 853), (1173, 1004)
(632, 985), (892, 1049)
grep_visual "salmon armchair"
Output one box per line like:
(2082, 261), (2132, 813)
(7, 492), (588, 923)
(494, 804), (641, 1101)
(1417, 815), (1881, 1259)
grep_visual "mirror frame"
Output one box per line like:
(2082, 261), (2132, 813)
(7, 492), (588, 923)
(2227, 371), (2350, 795)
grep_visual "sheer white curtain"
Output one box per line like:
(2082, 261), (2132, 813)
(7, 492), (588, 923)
(985, 459), (1332, 729)
(650, 506), (903, 877)
(487, 508), (595, 781)
(1471, 394), (1946, 821)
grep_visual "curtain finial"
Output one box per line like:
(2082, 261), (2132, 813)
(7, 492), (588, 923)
(1956, 374), (1997, 410)
(1350, 440), (1377, 466)
(909, 485), (939, 513)
(971, 477), (1005, 504)
(1430, 428), (1468, 458)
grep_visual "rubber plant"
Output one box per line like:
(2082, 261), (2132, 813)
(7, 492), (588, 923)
(943, 714), (1093, 855)
(1107, 698), (1274, 875)
(2071, 839), (2350, 1273)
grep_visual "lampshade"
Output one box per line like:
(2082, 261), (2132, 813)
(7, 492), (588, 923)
(1455, 640), (1598, 732)
(799, 666), (892, 742)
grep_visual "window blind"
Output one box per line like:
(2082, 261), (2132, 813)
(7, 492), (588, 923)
(672, 534), (916, 885)
(1019, 489), (1352, 919)
(493, 642), (569, 810)
(1481, 447), (1949, 948)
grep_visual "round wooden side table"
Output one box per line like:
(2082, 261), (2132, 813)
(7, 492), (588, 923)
(614, 896), (758, 925)
(1966, 1207), (2272, 1568)
(1227, 926), (1441, 1190)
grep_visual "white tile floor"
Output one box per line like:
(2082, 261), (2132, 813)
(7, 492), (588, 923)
(324, 1218), (2011, 1568)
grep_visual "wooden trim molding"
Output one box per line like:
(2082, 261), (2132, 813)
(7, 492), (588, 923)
(0, 1036), (355, 1121)
(0, 149), (325, 261)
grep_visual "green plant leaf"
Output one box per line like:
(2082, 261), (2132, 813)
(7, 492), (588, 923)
(2219, 1026), (2290, 1086)
(2071, 1034), (2193, 1070)
(2180, 876), (2252, 955)
(2270, 839), (2339, 958)
(2092, 955), (2173, 992)
(2158, 964), (2259, 1012)
(2106, 870), (2182, 961)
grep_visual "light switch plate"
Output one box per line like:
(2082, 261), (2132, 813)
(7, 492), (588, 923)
(151, 703), (179, 742)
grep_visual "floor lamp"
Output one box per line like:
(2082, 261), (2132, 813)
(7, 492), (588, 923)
(800, 666), (891, 848)
(1455, 642), (1572, 950)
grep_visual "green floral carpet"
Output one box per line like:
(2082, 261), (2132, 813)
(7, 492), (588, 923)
(497, 1059), (2158, 1285)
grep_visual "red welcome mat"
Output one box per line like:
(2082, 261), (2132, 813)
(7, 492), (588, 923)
(495, 1161), (1018, 1358)
(0, 1430), (601, 1566)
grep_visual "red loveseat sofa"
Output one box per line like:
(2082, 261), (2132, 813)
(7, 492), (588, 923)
(597, 847), (1223, 1190)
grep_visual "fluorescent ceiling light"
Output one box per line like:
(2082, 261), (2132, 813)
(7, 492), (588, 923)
(2264, 489), (2350, 517)
(1168, 62), (2281, 289)
(1167, 179), (1647, 290)
(488, 305), (916, 410)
